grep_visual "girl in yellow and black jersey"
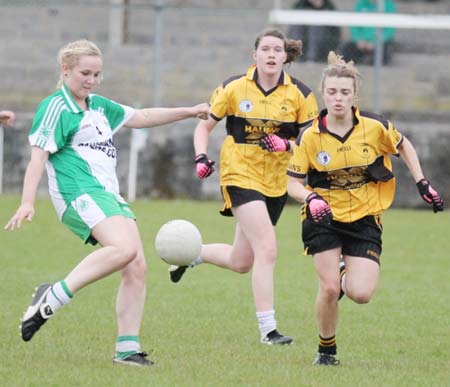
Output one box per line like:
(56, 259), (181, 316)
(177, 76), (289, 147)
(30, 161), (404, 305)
(208, 61), (317, 198)
(291, 106), (402, 223)
(168, 28), (318, 345)
(287, 51), (444, 366)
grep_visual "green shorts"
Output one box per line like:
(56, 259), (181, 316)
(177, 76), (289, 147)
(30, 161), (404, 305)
(62, 191), (136, 245)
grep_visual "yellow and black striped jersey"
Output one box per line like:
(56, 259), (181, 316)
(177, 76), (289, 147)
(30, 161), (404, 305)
(210, 64), (318, 197)
(287, 107), (403, 222)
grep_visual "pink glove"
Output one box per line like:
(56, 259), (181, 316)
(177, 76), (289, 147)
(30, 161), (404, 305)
(416, 179), (444, 213)
(305, 192), (332, 223)
(195, 153), (215, 179)
(259, 134), (290, 152)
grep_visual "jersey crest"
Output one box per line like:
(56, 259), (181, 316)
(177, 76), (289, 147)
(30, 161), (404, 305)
(239, 99), (253, 113)
(317, 151), (331, 166)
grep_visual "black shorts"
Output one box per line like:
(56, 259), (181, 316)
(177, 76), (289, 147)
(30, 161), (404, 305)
(302, 215), (383, 264)
(220, 185), (287, 226)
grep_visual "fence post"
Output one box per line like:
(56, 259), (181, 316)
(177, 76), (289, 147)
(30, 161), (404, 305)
(0, 125), (3, 193)
(109, 0), (126, 45)
(373, 0), (386, 114)
(126, 0), (164, 201)
(152, 0), (164, 108)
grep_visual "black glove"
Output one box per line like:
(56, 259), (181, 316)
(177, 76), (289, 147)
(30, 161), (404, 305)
(195, 153), (215, 179)
(305, 192), (332, 223)
(416, 179), (444, 213)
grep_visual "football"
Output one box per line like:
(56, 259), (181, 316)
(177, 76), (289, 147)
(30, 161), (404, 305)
(154, 219), (202, 266)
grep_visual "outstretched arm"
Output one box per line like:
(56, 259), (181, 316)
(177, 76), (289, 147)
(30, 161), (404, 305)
(4, 146), (49, 230)
(125, 103), (209, 129)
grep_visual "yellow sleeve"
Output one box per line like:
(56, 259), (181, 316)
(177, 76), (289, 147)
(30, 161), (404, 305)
(297, 92), (319, 127)
(381, 121), (403, 155)
(287, 133), (311, 177)
(209, 84), (229, 120)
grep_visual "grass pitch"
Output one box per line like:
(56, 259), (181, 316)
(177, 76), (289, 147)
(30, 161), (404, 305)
(1, 195), (449, 386)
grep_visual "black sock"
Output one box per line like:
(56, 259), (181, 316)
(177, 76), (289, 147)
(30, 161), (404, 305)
(318, 334), (337, 355)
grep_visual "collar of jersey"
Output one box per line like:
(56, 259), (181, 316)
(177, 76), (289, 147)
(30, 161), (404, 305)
(246, 64), (288, 86)
(316, 106), (361, 133)
(61, 84), (91, 114)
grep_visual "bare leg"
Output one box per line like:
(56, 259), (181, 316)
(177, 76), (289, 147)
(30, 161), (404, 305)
(64, 216), (140, 293)
(201, 201), (276, 312)
(313, 248), (341, 338)
(201, 223), (253, 272)
(115, 230), (147, 336)
(64, 216), (148, 336)
(343, 256), (379, 304)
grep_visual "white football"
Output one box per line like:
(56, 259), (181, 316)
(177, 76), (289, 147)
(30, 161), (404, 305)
(154, 219), (202, 266)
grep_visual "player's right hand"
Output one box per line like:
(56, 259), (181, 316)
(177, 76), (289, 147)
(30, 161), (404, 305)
(305, 192), (332, 223)
(0, 110), (15, 126)
(195, 153), (215, 179)
(416, 179), (444, 213)
(4, 203), (35, 231)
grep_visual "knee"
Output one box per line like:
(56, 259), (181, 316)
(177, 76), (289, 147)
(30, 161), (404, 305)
(232, 248), (276, 273)
(123, 253), (147, 282)
(346, 289), (373, 304)
(131, 254), (147, 276)
(228, 252), (254, 273)
(320, 281), (341, 301)
(116, 245), (140, 268)
(255, 244), (277, 267)
(233, 261), (252, 274)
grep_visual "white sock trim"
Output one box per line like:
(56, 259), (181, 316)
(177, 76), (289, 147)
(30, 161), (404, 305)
(256, 309), (276, 338)
(45, 281), (71, 313)
(189, 256), (203, 267)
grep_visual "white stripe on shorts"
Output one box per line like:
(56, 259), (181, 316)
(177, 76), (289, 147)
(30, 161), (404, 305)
(71, 193), (106, 229)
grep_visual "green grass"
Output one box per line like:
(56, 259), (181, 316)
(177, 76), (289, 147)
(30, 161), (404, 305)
(1, 195), (449, 386)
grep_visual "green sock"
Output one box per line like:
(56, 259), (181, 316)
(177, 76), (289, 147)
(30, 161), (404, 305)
(115, 335), (140, 359)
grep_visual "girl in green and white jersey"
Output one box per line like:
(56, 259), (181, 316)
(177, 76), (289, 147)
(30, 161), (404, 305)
(5, 39), (209, 367)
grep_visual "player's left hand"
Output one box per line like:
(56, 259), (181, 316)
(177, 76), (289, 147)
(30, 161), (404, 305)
(259, 134), (290, 152)
(416, 178), (444, 213)
(195, 153), (215, 179)
(193, 103), (210, 120)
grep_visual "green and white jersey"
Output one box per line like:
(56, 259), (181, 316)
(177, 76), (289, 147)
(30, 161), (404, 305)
(29, 84), (135, 219)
